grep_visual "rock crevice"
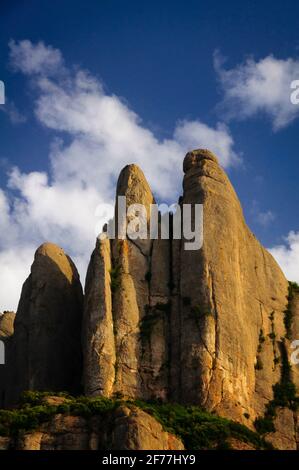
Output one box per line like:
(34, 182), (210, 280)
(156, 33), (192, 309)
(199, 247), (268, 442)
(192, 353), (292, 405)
(1, 149), (298, 450)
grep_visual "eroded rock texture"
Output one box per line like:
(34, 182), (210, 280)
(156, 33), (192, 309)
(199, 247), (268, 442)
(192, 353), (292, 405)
(83, 237), (115, 397)
(0, 405), (184, 450)
(83, 149), (299, 449)
(179, 150), (288, 424)
(5, 243), (84, 405)
(0, 312), (15, 341)
(1, 149), (297, 450)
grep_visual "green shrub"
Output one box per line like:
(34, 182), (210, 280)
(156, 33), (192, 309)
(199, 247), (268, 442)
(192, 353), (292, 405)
(254, 339), (299, 435)
(0, 393), (271, 450)
(132, 401), (271, 450)
(0, 405), (57, 436)
(110, 265), (121, 293)
(284, 281), (299, 339)
(19, 390), (71, 406)
(254, 416), (275, 434)
(0, 394), (121, 437)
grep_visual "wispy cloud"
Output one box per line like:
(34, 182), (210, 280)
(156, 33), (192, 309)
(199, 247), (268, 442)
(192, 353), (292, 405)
(251, 200), (275, 227)
(214, 51), (299, 130)
(9, 39), (64, 76)
(269, 231), (299, 282)
(256, 210), (275, 227)
(0, 99), (27, 124)
(0, 40), (240, 310)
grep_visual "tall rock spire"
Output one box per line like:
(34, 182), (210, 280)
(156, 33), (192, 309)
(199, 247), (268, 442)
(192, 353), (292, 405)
(82, 149), (297, 447)
(83, 163), (163, 399)
(5, 243), (83, 405)
(179, 149), (288, 424)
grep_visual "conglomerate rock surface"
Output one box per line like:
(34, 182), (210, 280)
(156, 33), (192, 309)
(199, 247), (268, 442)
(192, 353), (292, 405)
(4, 243), (84, 406)
(83, 150), (298, 448)
(1, 150), (298, 450)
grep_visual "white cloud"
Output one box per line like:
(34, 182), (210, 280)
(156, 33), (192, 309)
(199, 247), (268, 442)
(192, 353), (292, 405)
(174, 120), (239, 167)
(9, 39), (63, 75)
(0, 40), (239, 311)
(214, 51), (299, 130)
(269, 231), (299, 282)
(0, 246), (35, 311)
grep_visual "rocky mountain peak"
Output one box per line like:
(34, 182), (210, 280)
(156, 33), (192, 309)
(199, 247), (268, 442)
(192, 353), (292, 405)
(3, 242), (84, 406)
(183, 148), (219, 173)
(1, 150), (298, 449)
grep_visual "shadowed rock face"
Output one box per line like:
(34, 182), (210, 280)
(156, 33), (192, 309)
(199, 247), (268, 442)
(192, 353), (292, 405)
(0, 312), (15, 407)
(5, 243), (84, 406)
(83, 149), (299, 448)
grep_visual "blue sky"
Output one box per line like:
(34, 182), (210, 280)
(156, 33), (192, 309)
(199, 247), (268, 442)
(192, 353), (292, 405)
(1, 0), (299, 309)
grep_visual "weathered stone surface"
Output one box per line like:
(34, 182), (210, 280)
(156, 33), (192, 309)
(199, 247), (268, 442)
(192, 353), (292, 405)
(227, 438), (256, 450)
(116, 163), (155, 222)
(111, 164), (154, 397)
(5, 243), (83, 405)
(0, 436), (10, 450)
(83, 238), (116, 397)
(290, 291), (299, 390)
(150, 236), (171, 305)
(83, 150), (296, 448)
(0, 312), (15, 341)
(178, 150), (288, 428)
(3, 405), (184, 450)
(110, 406), (184, 450)
(266, 407), (297, 450)
(84, 164), (167, 400)
(0, 148), (297, 450)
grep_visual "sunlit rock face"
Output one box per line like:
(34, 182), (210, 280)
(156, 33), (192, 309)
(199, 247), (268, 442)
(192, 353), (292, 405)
(1, 149), (298, 449)
(83, 150), (299, 450)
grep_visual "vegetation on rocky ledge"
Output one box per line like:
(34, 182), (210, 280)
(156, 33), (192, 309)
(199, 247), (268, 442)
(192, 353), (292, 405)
(254, 339), (299, 434)
(284, 281), (299, 339)
(0, 392), (272, 450)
